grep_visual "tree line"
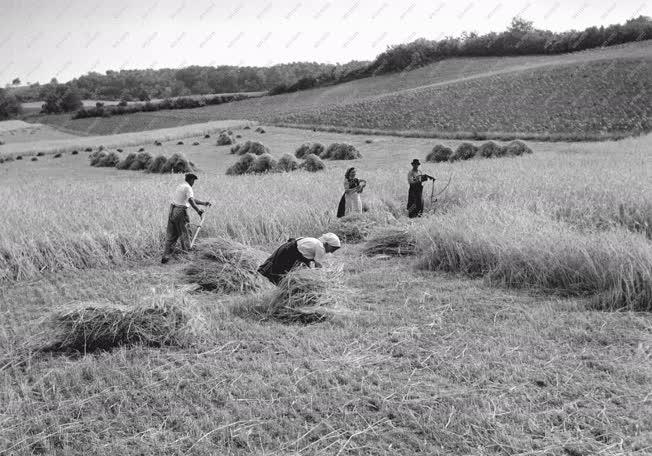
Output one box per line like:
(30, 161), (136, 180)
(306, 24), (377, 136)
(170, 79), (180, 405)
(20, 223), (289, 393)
(270, 16), (652, 94)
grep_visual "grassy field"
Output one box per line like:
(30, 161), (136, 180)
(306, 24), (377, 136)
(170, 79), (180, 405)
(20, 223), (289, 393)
(1, 125), (651, 454)
(30, 41), (652, 139)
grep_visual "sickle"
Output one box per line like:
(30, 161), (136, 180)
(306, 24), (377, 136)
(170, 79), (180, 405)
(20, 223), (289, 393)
(432, 173), (453, 200)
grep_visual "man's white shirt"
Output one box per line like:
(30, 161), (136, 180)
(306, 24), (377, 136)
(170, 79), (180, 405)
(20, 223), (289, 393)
(172, 182), (194, 207)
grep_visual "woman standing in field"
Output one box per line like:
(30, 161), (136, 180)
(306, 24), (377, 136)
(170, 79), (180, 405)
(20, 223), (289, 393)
(337, 167), (366, 217)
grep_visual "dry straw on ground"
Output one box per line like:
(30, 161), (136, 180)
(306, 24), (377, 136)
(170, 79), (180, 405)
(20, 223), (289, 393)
(183, 237), (268, 294)
(363, 226), (418, 256)
(262, 267), (349, 323)
(330, 212), (394, 243)
(47, 292), (205, 352)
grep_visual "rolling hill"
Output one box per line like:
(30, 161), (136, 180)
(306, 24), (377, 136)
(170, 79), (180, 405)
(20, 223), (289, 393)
(33, 40), (652, 139)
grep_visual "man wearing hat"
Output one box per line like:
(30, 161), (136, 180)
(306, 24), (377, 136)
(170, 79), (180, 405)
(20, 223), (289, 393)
(407, 159), (435, 218)
(257, 233), (341, 285)
(161, 173), (212, 264)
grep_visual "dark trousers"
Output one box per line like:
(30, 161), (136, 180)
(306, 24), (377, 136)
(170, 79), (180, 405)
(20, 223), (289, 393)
(407, 184), (424, 218)
(258, 239), (311, 285)
(163, 205), (190, 257)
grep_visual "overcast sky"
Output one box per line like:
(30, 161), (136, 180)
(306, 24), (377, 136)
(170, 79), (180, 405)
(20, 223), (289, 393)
(0, 0), (649, 84)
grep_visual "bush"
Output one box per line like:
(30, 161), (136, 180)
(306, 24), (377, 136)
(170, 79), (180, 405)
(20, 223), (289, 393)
(216, 131), (234, 145)
(46, 295), (204, 351)
(116, 153), (137, 170)
(226, 153), (257, 175)
(16, 155), (22, 160)
(248, 153), (276, 174)
(160, 153), (195, 174)
(204, 134), (210, 138)
(478, 141), (503, 158)
(177, 141), (184, 145)
(505, 140), (533, 156)
(71, 150), (78, 155)
(322, 143), (362, 160)
(426, 144), (453, 162)
(53, 153), (62, 158)
(147, 155), (168, 173)
(277, 153), (299, 172)
(300, 153), (325, 172)
(230, 140), (269, 156)
(84, 147), (93, 152)
(129, 152), (153, 170)
(295, 142), (325, 159)
(31, 157), (38, 162)
(450, 142), (478, 161)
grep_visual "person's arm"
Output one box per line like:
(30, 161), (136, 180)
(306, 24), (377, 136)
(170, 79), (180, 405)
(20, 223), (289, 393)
(356, 179), (367, 193)
(193, 198), (211, 206)
(188, 198), (203, 216)
(344, 180), (357, 195)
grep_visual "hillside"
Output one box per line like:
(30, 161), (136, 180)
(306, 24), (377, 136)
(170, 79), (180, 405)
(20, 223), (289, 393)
(33, 41), (652, 139)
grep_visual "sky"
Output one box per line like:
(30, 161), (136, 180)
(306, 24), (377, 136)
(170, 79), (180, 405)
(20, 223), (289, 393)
(0, 0), (649, 84)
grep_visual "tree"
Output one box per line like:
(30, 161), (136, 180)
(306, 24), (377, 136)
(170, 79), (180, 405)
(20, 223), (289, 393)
(0, 88), (22, 119)
(59, 88), (83, 112)
(509, 16), (534, 34)
(12, 78), (20, 85)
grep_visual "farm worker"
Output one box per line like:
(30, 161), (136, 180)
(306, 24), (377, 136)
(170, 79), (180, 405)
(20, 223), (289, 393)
(337, 167), (367, 218)
(161, 173), (212, 264)
(407, 159), (435, 218)
(257, 233), (341, 285)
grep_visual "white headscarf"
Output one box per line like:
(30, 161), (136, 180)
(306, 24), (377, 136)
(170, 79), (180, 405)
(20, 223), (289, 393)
(319, 233), (341, 248)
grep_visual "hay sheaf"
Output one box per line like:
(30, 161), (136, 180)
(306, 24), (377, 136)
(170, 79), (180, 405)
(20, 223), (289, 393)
(450, 142), (478, 161)
(505, 140), (533, 156)
(160, 153), (196, 173)
(264, 267), (349, 323)
(147, 154), (168, 173)
(277, 153), (299, 172)
(295, 142), (325, 159)
(478, 141), (503, 158)
(321, 143), (362, 160)
(230, 141), (269, 156)
(300, 153), (325, 172)
(363, 226), (418, 256)
(129, 151), (153, 170)
(426, 144), (453, 162)
(216, 131), (234, 146)
(182, 237), (268, 294)
(47, 295), (205, 352)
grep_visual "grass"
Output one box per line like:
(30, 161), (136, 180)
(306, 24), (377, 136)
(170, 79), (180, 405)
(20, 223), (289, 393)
(28, 41), (651, 139)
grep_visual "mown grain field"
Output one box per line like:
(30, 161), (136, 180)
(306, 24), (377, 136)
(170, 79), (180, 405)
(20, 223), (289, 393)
(1, 125), (650, 454)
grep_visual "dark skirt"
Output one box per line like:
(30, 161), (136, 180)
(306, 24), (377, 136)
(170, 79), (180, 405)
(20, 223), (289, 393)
(407, 184), (424, 218)
(336, 193), (346, 218)
(257, 239), (311, 285)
